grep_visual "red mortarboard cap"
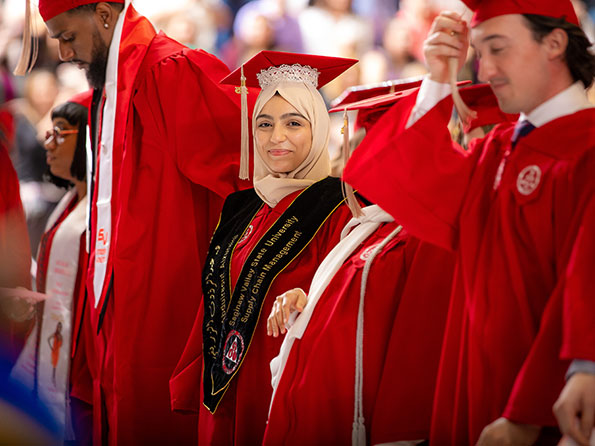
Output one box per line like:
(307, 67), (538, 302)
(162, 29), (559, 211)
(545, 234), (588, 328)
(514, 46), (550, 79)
(330, 80), (471, 131)
(462, 0), (579, 27)
(330, 76), (424, 109)
(15, 0), (125, 74)
(222, 51), (357, 180)
(39, 0), (125, 21)
(220, 51), (358, 89)
(67, 89), (93, 109)
(459, 83), (519, 132)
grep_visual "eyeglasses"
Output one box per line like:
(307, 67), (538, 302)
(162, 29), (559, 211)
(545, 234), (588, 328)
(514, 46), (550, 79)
(45, 126), (79, 145)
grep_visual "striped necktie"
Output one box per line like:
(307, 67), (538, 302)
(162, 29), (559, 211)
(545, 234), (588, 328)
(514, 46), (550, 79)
(511, 119), (536, 147)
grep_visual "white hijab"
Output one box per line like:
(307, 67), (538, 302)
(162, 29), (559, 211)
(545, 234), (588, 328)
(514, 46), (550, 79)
(252, 81), (331, 207)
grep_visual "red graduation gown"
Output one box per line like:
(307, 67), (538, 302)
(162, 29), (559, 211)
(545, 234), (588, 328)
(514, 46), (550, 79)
(0, 146), (31, 362)
(85, 7), (247, 445)
(0, 145), (30, 290)
(343, 93), (595, 445)
(171, 188), (353, 445)
(262, 223), (454, 445)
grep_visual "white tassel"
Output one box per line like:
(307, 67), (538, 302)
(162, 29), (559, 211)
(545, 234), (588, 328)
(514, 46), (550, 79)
(237, 65), (250, 180)
(352, 419), (366, 446)
(352, 225), (403, 446)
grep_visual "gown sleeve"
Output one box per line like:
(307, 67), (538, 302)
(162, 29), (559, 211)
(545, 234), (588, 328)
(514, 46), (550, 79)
(170, 300), (205, 413)
(561, 193), (595, 362)
(132, 48), (249, 201)
(343, 92), (482, 252)
(0, 146), (31, 289)
(0, 146), (32, 361)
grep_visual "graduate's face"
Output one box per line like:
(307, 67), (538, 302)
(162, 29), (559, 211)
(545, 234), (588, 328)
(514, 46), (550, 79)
(255, 95), (313, 174)
(46, 8), (111, 89)
(471, 14), (556, 114)
(44, 117), (79, 182)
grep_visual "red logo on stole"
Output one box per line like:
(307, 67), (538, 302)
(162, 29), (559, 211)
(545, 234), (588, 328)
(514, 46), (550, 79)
(222, 330), (245, 375)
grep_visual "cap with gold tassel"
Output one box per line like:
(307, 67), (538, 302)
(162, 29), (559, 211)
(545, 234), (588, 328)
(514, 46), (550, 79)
(330, 79), (470, 218)
(449, 57), (477, 126)
(330, 79), (477, 217)
(236, 65), (250, 180)
(221, 50), (357, 181)
(340, 108), (363, 218)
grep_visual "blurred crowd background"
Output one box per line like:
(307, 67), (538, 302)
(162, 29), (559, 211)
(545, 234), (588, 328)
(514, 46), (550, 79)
(1, 0), (595, 254)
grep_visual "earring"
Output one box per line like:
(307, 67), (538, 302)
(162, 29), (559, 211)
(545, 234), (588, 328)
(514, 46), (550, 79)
(104, 23), (109, 29)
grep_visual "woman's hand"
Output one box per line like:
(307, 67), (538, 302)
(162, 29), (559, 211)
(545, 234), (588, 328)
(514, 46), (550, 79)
(266, 288), (307, 337)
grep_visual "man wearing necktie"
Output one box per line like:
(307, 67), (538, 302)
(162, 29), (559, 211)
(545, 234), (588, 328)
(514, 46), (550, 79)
(343, 1), (595, 445)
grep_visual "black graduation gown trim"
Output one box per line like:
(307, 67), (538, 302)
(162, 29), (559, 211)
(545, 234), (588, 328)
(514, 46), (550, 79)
(202, 176), (345, 413)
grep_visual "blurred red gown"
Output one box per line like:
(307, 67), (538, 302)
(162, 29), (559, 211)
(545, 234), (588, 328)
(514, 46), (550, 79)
(84, 6), (248, 445)
(171, 187), (353, 445)
(0, 145), (31, 359)
(263, 221), (455, 445)
(343, 93), (595, 445)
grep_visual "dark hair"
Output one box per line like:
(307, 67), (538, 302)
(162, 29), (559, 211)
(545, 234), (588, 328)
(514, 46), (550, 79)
(523, 14), (595, 89)
(45, 101), (88, 189)
(68, 2), (125, 14)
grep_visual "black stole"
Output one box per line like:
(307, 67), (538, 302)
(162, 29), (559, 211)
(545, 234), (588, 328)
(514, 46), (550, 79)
(202, 177), (345, 412)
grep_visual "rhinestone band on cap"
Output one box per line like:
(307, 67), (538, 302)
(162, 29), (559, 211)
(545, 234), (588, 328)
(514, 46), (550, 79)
(256, 64), (320, 90)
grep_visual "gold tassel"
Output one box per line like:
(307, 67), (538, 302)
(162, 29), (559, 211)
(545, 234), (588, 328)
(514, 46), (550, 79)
(449, 57), (476, 126)
(341, 108), (363, 218)
(13, 0), (38, 75)
(237, 65), (250, 180)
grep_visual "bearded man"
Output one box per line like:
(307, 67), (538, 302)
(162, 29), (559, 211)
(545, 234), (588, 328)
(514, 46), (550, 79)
(16, 1), (246, 444)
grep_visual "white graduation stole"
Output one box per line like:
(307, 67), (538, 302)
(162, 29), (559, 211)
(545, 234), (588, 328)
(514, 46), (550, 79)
(11, 190), (88, 441)
(269, 205), (394, 404)
(91, 0), (129, 307)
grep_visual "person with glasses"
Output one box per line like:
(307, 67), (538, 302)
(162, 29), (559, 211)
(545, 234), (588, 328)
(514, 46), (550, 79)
(15, 1), (247, 441)
(11, 91), (94, 445)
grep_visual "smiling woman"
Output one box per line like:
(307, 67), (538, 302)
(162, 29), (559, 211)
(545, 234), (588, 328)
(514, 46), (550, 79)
(254, 95), (312, 174)
(170, 51), (359, 446)
(251, 71), (334, 207)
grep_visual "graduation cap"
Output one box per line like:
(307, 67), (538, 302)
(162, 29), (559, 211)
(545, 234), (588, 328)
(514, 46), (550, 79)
(67, 89), (94, 109)
(329, 88), (421, 217)
(330, 80), (472, 132)
(462, 0), (579, 27)
(329, 80), (475, 216)
(330, 76), (424, 109)
(14, 0), (126, 75)
(39, 0), (124, 21)
(450, 0), (578, 128)
(221, 51), (357, 90)
(220, 50), (358, 180)
(458, 83), (519, 132)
